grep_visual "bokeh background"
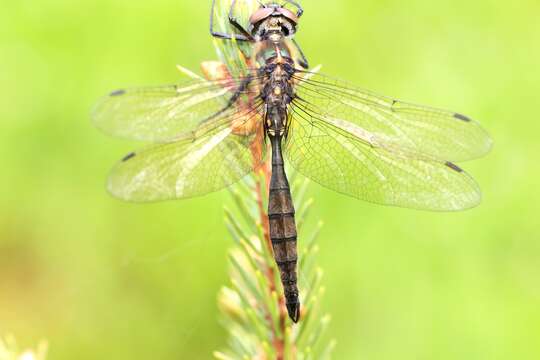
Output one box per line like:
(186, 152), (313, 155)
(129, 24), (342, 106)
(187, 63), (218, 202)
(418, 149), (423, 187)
(1, 0), (539, 359)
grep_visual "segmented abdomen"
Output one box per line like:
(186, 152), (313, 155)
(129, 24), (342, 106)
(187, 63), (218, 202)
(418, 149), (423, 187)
(268, 135), (300, 323)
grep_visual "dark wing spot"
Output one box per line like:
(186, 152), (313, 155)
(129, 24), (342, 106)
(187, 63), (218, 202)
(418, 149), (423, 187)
(110, 89), (126, 97)
(122, 152), (136, 162)
(445, 161), (464, 173)
(454, 113), (472, 122)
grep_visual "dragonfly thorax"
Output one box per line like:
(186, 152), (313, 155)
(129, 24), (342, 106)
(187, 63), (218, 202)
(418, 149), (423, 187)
(261, 59), (295, 137)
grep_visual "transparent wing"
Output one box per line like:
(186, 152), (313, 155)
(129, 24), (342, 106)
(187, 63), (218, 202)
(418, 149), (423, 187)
(107, 120), (266, 202)
(285, 104), (482, 211)
(292, 71), (493, 162)
(92, 75), (261, 143)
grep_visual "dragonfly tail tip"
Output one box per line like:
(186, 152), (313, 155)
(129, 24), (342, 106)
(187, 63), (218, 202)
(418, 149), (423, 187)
(287, 302), (301, 323)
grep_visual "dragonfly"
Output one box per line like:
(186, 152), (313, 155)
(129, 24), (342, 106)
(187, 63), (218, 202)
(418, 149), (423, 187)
(92, 0), (492, 323)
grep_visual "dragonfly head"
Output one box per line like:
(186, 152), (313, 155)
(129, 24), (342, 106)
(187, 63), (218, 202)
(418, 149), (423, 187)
(249, 4), (298, 42)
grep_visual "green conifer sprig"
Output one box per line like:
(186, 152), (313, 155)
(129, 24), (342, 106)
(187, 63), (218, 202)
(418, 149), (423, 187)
(214, 171), (335, 360)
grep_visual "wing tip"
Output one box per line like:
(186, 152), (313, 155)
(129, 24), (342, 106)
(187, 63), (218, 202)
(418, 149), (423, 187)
(90, 93), (113, 126)
(106, 173), (147, 204)
(90, 88), (125, 122)
(444, 160), (484, 211)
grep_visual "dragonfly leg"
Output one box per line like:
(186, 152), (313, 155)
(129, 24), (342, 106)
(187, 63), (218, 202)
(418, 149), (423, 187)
(227, 0), (255, 41)
(292, 38), (309, 69)
(198, 75), (255, 126)
(283, 0), (304, 18)
(210, 0), (252, 41)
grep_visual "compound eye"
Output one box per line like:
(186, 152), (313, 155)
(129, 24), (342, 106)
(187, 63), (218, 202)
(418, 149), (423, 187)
(276, 7), (298, 24)
(249, 8), (274, 25)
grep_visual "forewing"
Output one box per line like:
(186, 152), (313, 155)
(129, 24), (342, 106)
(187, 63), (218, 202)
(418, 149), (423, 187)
(92, 77), (259, 143)
(285, 105), (482, 211)
(292, 72), (492, 162)
(107, 122), (266, 202)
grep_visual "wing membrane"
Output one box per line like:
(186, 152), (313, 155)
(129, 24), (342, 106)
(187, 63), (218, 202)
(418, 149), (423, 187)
(292, 71), (492, 162)
(286, 103), (482, 211)
(92, 76), (261, 143)
(107, 123), (266, 202)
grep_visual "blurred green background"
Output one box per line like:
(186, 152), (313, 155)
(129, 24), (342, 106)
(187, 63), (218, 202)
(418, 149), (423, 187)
(1, 0), (539, 359)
